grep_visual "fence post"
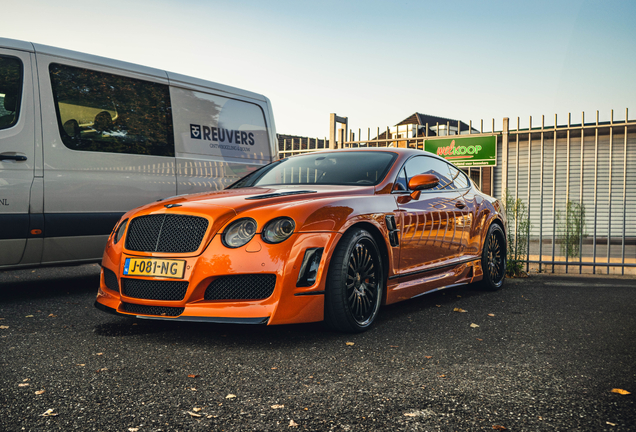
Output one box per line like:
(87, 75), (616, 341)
(329, 113), (348, 149)
(501, 117), (509, 199)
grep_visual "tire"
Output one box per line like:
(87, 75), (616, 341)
(324, 228), (384, 333)
(479, 223), (506, 291)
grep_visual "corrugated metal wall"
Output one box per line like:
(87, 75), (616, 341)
(494, 118), (636, 274)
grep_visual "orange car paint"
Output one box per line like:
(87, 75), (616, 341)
(95, 148), (504, 325)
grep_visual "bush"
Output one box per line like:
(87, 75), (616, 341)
(503, 189), (531, 277)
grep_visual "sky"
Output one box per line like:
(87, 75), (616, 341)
(3, 0), (635, 138)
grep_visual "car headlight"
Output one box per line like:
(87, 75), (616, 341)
(222, 218), (257, 248)
(262, 217), (295, 244)
(114, 219), (128, 244)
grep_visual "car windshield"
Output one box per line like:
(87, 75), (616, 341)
(227, 151), (397, 188)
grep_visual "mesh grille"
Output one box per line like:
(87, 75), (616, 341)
(125, 214), (208, 253)
(102, 267), (119, 292)
(121, 278), (188, 301)
(121, 302), (184, 317)
(204, 274), (276, 301)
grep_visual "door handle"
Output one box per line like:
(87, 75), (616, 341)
(0, 153), (28, 161)
(455, 201), (466, 209)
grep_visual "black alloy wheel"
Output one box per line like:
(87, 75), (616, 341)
(480, 223), (506, 290)
(325, 228), (384, 332)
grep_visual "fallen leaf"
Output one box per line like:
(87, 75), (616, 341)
(611, 388), (631, 395)
(271, 367), (278, 370)
(476, 338), (483, 341)
(488, 313), (495, 317)
(35, 390), (45, 395)
(96, 353), (103, 356)
(470, 323), (480, 328)
(289, 419), (298, 427)
(390, 345), (399, 348)
(424, 356), (432, 359)
(606, 421), (617, 426)
(25, 315), (34, 318)
(41, 409), (58, 417)
(187, 411), (202, 417)
(77, 364), (85, 367)
(226, 394), (236, 399)
(190, 388), (197, 391)
(439, 374), (446, 378)
(192, 407), (202, 412)
(453, 308), (467, 313)
(188, 374), (199, 378)
(0, 325), (8, 329)
(23, 378), (29, 382)
(345, 342), (354, 346)
(493, 426), (507, 430)
(49, 314), (57, 317)
(18, 383), (29, 387)
(404, 412), (417, 417)
(271, 404), (284, 409)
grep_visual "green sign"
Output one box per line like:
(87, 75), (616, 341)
(424, 135), (497, 167)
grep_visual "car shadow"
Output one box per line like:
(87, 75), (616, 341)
(92, 282), (501, 347)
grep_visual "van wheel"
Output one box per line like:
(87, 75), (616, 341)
(324, 228), (383, 333)
(479, 224), (506, 291)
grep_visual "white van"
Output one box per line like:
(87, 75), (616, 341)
(0, 38), (278, 270)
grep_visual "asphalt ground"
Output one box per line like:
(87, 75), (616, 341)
(0, 264), (634, 431)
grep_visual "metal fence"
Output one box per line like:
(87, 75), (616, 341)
(278, 109), (636, 275)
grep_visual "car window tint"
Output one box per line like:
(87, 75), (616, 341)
(49, 63), (174, 157)
(239, 151), (396, 187)
(0, 56), (23, 130)
(448, 164), (470, 189)
(403, 156), (455, 191)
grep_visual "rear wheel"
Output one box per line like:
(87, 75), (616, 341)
(324, 228), (383, 332)
(479, 223), (506, 290)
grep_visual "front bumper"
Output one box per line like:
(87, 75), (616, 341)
(95, 232), (340, 325)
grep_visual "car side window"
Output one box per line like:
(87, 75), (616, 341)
(49, 63), (174, 157)
(0, 56), (23, 130)
(393, 167), (408, 191)
(448, 164), (470, 189)
(403, 156), (455, 191)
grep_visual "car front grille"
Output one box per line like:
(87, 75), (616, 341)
(204, 274), (276, 301)
(102, 267), (119, 292)
(121, 302), (184, 317)
(125, 214), (208, 253)
(121, 278), (188, 301)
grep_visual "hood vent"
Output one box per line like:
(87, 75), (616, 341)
(245, 190), (316, 200)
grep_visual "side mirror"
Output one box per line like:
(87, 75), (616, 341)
(408, 174), (439, 200)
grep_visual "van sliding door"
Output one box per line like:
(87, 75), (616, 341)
(37, 57), (177, 265)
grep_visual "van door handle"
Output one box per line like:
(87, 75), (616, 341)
(455, 201), (466, 209)
(0, 153), (27, 161)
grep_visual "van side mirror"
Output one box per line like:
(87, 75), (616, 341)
(408, 174), (439, 200)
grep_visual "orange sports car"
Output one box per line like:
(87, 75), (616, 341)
(95, 148), (506, 332)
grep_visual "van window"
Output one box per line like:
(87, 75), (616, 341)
(49, 63), (174, 156)
(0, 56), (22, 130)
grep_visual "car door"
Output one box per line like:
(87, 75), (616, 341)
(396, 155), (467, 275)
(0, 50), (35, 266)
(36, 55), (177, 265)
